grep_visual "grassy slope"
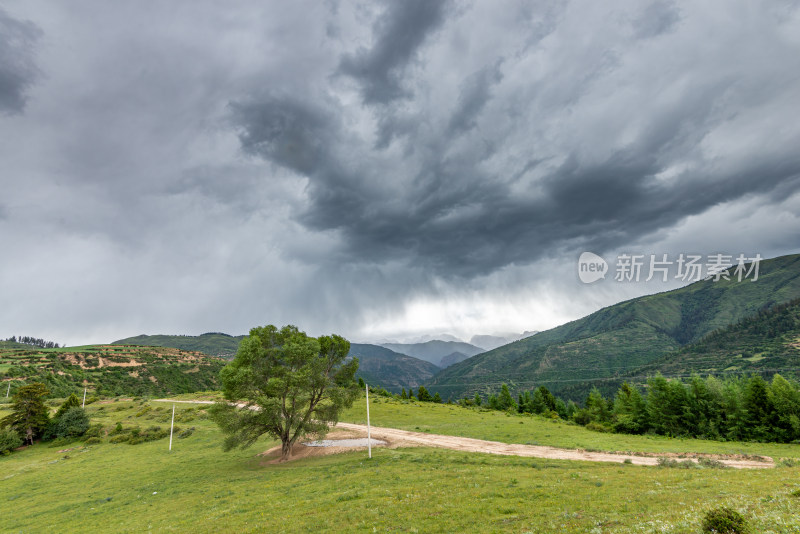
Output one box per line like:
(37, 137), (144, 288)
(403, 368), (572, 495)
(429, 253), (800, 400)
(2, 397), (800, 533)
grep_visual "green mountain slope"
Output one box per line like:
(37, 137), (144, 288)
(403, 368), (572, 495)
(1, 344), (226, 397)
(348, 343), (440, 393)
(428, 253), (800, 400)
(380, 340), (484, 367)
(631, 297), (800, 379)
(112, 333), (245, 358)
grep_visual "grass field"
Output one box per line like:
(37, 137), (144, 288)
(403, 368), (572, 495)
(2, 397), (800, 533)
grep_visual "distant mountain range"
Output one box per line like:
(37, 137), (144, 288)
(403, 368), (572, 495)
(428, 253), (800, 400)
(347, 344), (440, 393)
(469, 332), (539, 351)
(379, 340), (485, 368)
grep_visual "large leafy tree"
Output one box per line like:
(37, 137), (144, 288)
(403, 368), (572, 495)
(1, 383), (50, 445)
(209, 325), (359, 461)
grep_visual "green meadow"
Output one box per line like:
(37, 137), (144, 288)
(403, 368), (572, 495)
(2, 397), (800, 533)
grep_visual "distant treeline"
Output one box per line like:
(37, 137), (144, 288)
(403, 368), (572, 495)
(465, 374), (800, 444)
(385, 372), (800, 444)
(5, 336), (60, 349)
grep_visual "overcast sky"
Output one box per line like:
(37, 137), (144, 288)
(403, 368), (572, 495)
(1, 1), (799, 346)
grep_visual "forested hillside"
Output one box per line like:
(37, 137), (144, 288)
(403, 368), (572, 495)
(429, 254), (800, 400)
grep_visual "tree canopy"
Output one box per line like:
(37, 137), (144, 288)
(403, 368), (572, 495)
(209, 325), (359, 461)
(1, 383), (50, 444)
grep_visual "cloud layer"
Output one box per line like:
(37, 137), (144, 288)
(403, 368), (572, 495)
(1, 1), (799, 344)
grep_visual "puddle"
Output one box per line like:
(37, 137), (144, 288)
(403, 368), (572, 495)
(304, 438), (386, 448)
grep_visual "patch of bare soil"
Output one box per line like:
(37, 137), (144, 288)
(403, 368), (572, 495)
(334, 422), (774, 469)
(258, 428), (391, 464)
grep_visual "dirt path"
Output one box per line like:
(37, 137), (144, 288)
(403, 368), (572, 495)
(334, 422), (773, 469)
(153, 400), (773, 469)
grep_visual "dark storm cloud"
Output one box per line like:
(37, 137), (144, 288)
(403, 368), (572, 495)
(0, 7), (41, 114)
(234, 0), (800, 278)
(632, 0), (681, 39)
(338, 0), (451, 105)
(4, 0), (800, 344)
(447, 61), (504, 136)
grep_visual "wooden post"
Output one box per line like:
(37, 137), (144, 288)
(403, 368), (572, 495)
(366, 383), (372, 459)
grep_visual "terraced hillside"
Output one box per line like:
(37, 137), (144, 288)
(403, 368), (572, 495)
(0, 343), (225, 397)
(112, 332), (245, 358)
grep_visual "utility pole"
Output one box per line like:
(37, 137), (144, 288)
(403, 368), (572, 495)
(366, 383), (372, 459)
(82, 387), (87, 408)
(169, 404), (175, 451)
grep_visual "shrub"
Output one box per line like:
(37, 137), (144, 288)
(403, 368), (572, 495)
(84, 437), (102, 445)
(135, 406), (152, 418)
(657, 457), (696, 468)
(177, 427), (195, 439)
(698, 457), (728, 469)
(84, 424), (104, 439)
(701, 506), (749, 533)
(585, 421), (612, 433)
(54, 394), (81, 419)
(52, 407), (90, 439)
(109, 434), (129, 444)
(48, 436), (75, 447)
(0, 427), (23, 455)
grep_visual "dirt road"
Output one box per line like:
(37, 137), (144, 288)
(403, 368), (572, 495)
(334, 422), (773, 469)
(153, 400), (773, 469)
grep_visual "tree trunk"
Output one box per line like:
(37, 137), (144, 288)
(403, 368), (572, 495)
(280, 439), (293, 462)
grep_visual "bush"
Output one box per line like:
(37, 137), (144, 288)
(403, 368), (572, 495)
(0, 427), (23, 455)
(698, 457), (728, 469)
(52, 407), (90, 439)
(84, 424), (104, 439)
(84, 437), (102, 445)
(701, 506), (748, 533)
(177, 427), (195, 439)
(657, 457), (696, 468)
(135, 406), (152, 418)
(585, 421), (612, 433)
